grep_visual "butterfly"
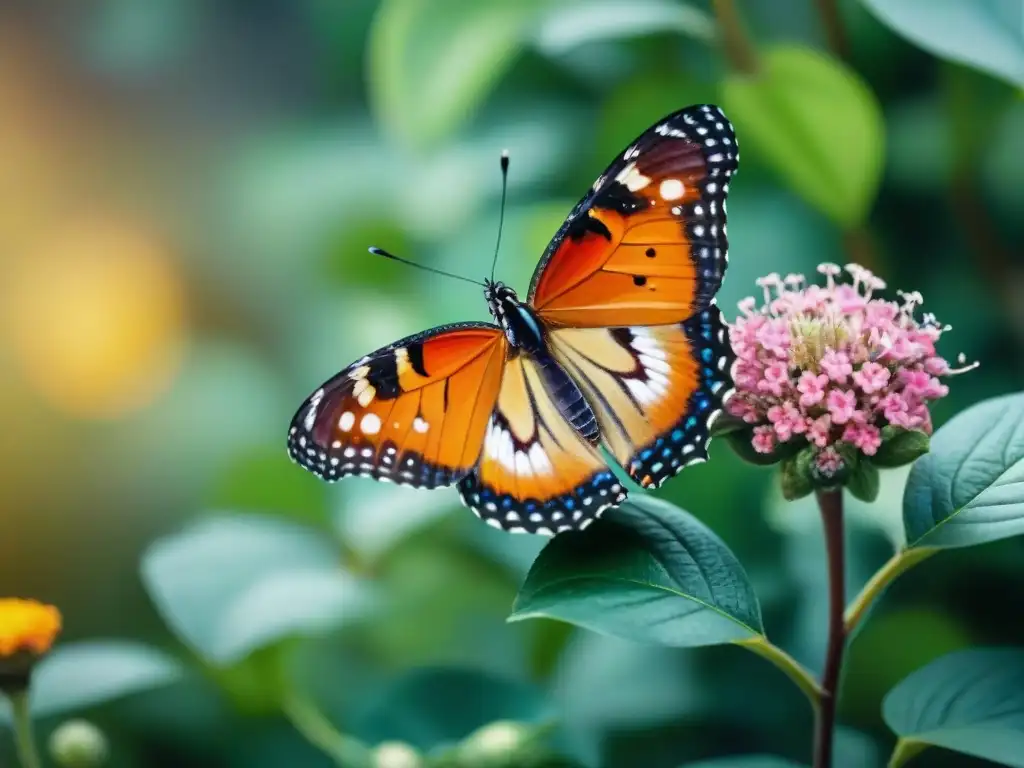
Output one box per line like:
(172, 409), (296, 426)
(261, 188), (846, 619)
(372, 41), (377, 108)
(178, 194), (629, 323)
(288, 104), (738, 535)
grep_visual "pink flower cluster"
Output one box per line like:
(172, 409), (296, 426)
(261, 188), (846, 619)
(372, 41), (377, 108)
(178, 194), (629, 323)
(727, 263), (975, 462)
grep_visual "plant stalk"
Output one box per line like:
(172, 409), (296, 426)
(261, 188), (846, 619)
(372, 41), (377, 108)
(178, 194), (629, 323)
(713, 0), (759, 74)
(9, 691), (42, 768)
(814, 489), (846, 768)
(813, 0), (850, 60)
(282, 691), (374, 768)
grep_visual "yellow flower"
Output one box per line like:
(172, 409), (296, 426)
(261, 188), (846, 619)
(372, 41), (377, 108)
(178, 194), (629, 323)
(0, 598), (62, 657)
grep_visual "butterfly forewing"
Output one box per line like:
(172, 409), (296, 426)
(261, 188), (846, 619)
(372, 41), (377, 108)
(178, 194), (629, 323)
(288, 324), (507, 488)
(457, 351), (626, 534)
(529, 104), (738, 328)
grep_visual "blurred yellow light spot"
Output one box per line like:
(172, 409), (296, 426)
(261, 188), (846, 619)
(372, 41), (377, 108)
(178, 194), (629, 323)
(0, 598), (61, 657)
(3, 218), (186, 419)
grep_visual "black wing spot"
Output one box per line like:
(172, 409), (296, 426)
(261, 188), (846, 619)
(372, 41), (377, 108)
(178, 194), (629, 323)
(646, 248), (656, 258)
(566, 212), (613, 243)
(367, 355), (400, 399)
(596, 181), (647, 216)
(407, 344), (429, 377)
(633, 275), (647, 287)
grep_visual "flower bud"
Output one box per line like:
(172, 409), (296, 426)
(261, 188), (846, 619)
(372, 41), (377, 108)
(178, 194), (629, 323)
(0, 598), (62, 693)
(49, 719), (108, 768)
(372, 741), (423, 768)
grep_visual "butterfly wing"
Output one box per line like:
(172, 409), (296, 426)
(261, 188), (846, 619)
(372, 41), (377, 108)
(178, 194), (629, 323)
(288, 323), (507, 488)
(457, 351), (625, 535)
(546, 304), (734, 489)
(529, 104), (737, 328)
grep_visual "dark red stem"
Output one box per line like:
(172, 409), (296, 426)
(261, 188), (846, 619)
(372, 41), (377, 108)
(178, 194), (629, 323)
(814, 489), (846, 768)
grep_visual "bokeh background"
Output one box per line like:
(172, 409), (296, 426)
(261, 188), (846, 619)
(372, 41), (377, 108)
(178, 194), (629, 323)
(2, 0), (1022, 766)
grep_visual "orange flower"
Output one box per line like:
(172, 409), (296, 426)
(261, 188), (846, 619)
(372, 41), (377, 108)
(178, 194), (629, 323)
(0, 598), (62, 657)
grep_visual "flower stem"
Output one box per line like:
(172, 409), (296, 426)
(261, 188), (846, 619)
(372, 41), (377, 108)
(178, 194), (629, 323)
(8, 691), (42, 768)
(813, 0), (850, 60)
(713, 0), (759, 75)
(281, 691), (374, 768)
(736, 636), (823, 708)
(814, 489), (846, 768)
(844, 547), (937, 635)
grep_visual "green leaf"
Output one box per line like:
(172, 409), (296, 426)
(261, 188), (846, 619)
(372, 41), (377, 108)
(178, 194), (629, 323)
(721, 45), (885, 226)
(683, 757), (807, 768)
(509, 496), (764, 646)
(846, 458), (880, 503)
(872, 428), (930, 468)
(903, 392), (1024, 548)
(780, 453), (814, 500)
(0, 641), (183, 723)
(708, 411), (747, 437)
(368, 0), (549, 149)
(350, 668), (550, 751)
(883, 647), (1024, 767)
(534, 0), (714, 56)
(726, 431), (805, 466)
(142, 515), (373, 664)
(860, 0), (1024, 88)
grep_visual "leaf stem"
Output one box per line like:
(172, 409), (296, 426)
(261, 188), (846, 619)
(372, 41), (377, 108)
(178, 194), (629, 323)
(844, 547), (936, 635)
(813, 0), (850, 61)
(712, 0), (759, 75)
(887, 737), (930, 768)
(814, 489), (846, 768)
(736, 636), (823, 708)
(8, 691), (42, 768)
(281, 691), (374, 768)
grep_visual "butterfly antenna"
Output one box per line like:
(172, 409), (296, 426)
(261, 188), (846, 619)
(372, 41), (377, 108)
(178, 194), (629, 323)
(490, 149), (509, 282)
(367, 247), (485, 287)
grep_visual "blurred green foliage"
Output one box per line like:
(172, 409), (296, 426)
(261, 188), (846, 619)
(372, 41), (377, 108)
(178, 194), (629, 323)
(2, 0), (1023, 767)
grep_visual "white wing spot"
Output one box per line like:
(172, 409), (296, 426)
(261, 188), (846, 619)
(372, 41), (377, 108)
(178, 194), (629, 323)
(338, 411), (355, 432)
(659, 179), (685, 200)
(413, 417), (429, 433)
(615, 162), (651, 192)
(360, 413), (381, 435)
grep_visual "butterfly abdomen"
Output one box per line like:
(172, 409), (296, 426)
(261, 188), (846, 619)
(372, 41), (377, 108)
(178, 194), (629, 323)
(533, 351), (600, 443)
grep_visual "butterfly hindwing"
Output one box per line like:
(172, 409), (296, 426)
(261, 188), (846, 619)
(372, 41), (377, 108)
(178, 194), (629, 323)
(288, 323), (507, 488)
(457, 351), (626, 534)
(529, 104), (737, 328)
(547, 304), (734, 489)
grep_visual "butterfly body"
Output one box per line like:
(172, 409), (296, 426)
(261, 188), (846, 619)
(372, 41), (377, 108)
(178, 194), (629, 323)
(289, 104), (739, 535)
(485, 279), (601, 444)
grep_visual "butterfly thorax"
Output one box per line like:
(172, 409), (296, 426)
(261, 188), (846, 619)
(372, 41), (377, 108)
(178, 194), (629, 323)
(484, 280), (544, 352)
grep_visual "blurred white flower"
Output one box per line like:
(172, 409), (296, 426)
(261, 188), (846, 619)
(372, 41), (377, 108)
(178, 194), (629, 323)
(372, 741), (423, 768)
(49, 719), (108, 768)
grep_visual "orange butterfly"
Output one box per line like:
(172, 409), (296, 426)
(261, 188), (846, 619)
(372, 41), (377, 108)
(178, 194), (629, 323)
(288, 104), (738, 535)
